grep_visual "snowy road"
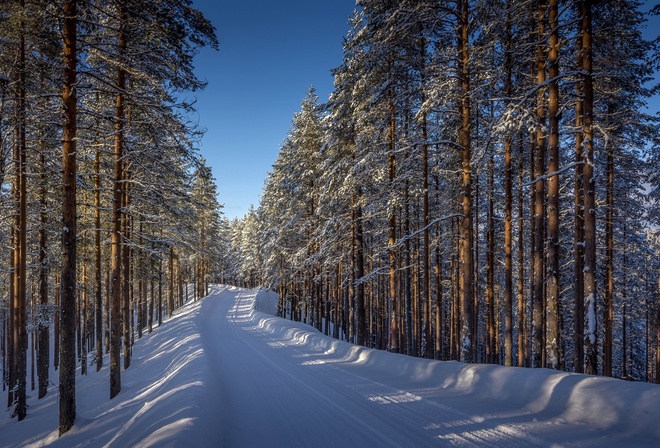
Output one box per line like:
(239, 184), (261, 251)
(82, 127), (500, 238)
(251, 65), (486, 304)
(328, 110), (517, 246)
(196, 286), (660, 447)
(2, 285), (659, 447)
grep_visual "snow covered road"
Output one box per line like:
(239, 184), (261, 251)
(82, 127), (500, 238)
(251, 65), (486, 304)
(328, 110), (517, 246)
(197, 286), (660, 447)
(3, 285), (659, 447)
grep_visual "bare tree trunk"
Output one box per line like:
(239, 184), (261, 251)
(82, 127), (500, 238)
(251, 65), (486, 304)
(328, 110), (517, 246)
(581, 0), (598, 375)
(458, 0), (475, 363)
(12, 0), (28, 420)
(504, 1), (514, 367)
(517, 136), (526, 367)
(387, 55), (399, 353)
(123, 168), (132, 370)
(603, 135), (614, 377)
(38, 150), (49, 397)
(573, 3), (585, 373)
(546, 0), (561, 370)
(95, 147), (103, 372)
(109, 4), (127, 400)
(487, 150), (496, 364)
(532, 0), (547, 369)
(353, 192), (366, 346)
(59, 0), (78, 433)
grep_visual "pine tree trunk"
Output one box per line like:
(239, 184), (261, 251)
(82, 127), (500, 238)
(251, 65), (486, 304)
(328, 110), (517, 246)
(122, 168), (132, 370)
(458, 0), (475, 363)
(503, 2), (514, 367)
(95, 148), (103, 372)
(12, 0), (28, 420)
(387, 56), (399, 353)
(517, 136), (526, 367)
(573, 4), (585, 373)
(59, 0), (78, 433)
(532, 0), (547, 369)
(110, 4), (127, 400)
(353, 193), (366, 346)
(581, 0), (598, 375)
(546, 0), (561, 370)
(603, 140), (614, 377)
(38, 150), (49, 398)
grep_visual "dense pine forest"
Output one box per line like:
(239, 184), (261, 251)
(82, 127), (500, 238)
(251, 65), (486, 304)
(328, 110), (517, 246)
(221, 0), (660, 384)
(1, 0), (660, 440)
(0, 0), (221, 434)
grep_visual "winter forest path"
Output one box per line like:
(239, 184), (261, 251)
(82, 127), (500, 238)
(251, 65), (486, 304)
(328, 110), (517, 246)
(198, 286), (656, 447)
(2, 286), (659, 447)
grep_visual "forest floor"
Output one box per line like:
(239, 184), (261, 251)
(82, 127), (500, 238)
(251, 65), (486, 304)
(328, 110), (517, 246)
(1, 285), (659, 447)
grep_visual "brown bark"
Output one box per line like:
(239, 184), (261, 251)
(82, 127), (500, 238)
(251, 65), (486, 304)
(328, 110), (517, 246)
(532, 0), (547, 369)
(95, 147), (103, 372)
(573, 3), (585, 373)
(603, 138), (614, 377)
(59, 0), (78, 434)
(388, 55), (399, 353)
(517, 136), (526, 367)
(546, 0), (561, 370)
(38, 150), (49, 398)
(504, 1), (513, 367)
(581, 0), (598, 375)
(458, 0), (475, 363)
(487, 151), (496, 364)
(110, 4), (127, 400)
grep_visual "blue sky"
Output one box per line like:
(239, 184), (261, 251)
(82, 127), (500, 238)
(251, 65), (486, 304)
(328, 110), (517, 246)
(190, 1), (659, 220)
(190, 1), (356, 219)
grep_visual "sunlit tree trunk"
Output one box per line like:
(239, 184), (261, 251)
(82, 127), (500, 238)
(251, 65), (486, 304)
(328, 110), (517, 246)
(545, 0), (561, 370)
(532, 0), (547, 369)
(457, 0), (475, 363)
(581, 0), (598, 375)
(95, 147), (103, 372)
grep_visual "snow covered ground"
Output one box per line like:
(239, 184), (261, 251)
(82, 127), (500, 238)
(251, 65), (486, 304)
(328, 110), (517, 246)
(2, 285), (660, 447)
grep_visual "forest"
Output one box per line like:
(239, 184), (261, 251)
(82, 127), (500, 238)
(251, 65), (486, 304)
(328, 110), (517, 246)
(1, 0), (660, 440)
(0, 0), (222, 435)
(221, 0), (660, 388)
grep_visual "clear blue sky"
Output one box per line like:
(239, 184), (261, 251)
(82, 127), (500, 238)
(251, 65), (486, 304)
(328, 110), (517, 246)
(190, 1), (659, 220)
(191, 1), (357, 219)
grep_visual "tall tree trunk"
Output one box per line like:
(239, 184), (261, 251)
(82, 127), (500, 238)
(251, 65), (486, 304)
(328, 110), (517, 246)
(95, 147), (103, 372)
(487, 150), (496, 364)
(11, 0), (28, 420)
(458, 0), (475, 363)
(122, 165), (132, 370)
(59, 0), (78, 434)
(545, 0), (561, 370)
(420, 26), (431, 359)
(581, 0), (598, 375)
(109, 4), (127, 400)
(603, 133), (614, 377)
(573, 2), (585, 373)
(517, 135), (526, 367)
(532, 0), (547, 369)
(38, 150), (49, 398)
(387, 55), (399, 353)
(353, 192), (366, 346)
(503, 1), (514, 367)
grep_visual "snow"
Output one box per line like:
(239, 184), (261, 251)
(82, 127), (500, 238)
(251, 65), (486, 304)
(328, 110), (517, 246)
(2, 285), (660, 447)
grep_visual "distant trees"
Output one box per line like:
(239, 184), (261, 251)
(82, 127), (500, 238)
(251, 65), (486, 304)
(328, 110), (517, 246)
(1, 0), (219, 435)
(225, 0), (660, 382)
